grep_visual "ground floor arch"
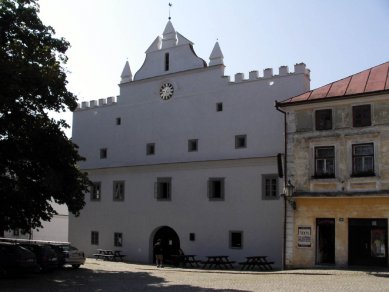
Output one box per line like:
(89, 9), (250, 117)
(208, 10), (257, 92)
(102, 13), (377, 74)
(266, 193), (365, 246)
(151, 226), (181, 265)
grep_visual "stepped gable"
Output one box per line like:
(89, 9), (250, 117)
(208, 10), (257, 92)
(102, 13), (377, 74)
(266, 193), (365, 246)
(279, 62), (389, 105)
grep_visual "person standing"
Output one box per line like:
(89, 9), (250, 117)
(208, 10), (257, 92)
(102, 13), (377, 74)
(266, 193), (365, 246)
(154, 239), (164, 268)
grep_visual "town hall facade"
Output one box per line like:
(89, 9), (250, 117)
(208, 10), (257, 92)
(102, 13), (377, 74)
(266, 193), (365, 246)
(69, 20), (310, 267)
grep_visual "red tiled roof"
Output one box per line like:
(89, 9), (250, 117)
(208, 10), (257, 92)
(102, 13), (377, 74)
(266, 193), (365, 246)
(279, 62), (389, 105)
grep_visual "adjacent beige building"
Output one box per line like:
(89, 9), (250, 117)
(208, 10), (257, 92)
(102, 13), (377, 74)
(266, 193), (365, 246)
(277, 62), (389, 268)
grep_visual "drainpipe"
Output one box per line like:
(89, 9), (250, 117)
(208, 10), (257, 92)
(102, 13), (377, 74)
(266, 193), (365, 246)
(275, 101), (288, 270)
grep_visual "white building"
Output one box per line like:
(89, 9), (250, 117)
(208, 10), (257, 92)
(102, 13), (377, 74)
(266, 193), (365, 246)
(70, 20), (310, 267)
(5, 202), (68, 242)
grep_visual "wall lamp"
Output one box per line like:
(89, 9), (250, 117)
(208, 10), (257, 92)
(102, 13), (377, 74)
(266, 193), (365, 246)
(283, 180), (296, 210)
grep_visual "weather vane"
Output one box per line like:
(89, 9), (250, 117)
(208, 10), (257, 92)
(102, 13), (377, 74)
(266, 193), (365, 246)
(168, 3), (173, 20)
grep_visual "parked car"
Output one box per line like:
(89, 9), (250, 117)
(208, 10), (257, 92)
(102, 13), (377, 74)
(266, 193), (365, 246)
(0, 242), (40, 277)
(49, 244), (85, 269)
(20, 244), (58, 272)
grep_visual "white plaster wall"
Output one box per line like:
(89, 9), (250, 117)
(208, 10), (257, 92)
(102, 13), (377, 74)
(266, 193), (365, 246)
(73, 66), (308, 170)
(69, 157), (284, 267)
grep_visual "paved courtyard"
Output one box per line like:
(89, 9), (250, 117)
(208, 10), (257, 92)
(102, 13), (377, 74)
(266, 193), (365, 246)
(1, 259), (389, 291)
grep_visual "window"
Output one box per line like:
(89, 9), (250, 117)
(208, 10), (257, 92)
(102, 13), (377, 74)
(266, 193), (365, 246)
(189, 233), (195, 241)
(353, 105), (371, 127)
(315, 109), (332, 130)
(208, 178), (225, 200)
(91, 231), (99, 245)
(155, 177), (172, 200)
(230, 231), (243, 249)
(352, 143), (374, 176)
(188, 139), (198, 152)
(216, 102), (223, 112)
(91, 182), (101, 201)
(116, 117), (121, 125)
(113, 181), (125, 201)
(262, 174), (279, 200)
(114, 232), (123, 247)
(13, 229), (19, 236)
(165, 52), (169, 71)
(235, 135), (247, 149)
(100, 148), (107, 159)
(314, 146), (335, 178)
(146, 143), (155, 155)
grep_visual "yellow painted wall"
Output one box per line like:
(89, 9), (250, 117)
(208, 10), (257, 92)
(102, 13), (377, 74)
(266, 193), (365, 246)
(291, 197), (389, 267)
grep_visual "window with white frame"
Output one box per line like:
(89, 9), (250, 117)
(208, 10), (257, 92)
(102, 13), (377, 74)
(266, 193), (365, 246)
(352, 143), (374, 176)
(208, 178), (225, 200)
(155, 177), (171, 200)
(113, 181), (125, 201)
(114, 232), (123, 247)
(314, 146), (335, 178)
(91, 182), (101, 201)
(262, 174), (279, 199)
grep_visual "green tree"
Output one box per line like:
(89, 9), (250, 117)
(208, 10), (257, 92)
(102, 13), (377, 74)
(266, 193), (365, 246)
(0, 0), (90, 236)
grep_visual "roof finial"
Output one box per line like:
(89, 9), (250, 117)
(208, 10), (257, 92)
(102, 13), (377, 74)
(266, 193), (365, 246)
(168, 3), (173, 20)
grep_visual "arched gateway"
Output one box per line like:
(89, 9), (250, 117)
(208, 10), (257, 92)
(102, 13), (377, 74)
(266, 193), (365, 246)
(152, 226), (180, 265)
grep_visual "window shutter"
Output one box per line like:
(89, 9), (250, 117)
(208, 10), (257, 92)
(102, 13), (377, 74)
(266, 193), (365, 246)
(221, 178), (225, 198)
(154, 182), (158, 199)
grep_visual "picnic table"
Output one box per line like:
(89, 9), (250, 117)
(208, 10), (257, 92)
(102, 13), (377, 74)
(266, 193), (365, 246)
(239, 256), (274, 271)
(201, 255), (235, 269)
(93, 249), (126, 261)
(172, 254), (201, 268)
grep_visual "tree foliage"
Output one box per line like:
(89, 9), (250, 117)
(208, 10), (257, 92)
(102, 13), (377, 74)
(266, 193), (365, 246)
(0, 0), (90, 235)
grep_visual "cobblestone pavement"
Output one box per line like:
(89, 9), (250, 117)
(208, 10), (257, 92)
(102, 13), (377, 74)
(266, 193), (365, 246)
(1, 259), (389, 291)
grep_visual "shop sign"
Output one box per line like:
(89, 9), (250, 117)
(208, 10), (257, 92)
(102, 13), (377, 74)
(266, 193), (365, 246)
(297, 226), (311, 247)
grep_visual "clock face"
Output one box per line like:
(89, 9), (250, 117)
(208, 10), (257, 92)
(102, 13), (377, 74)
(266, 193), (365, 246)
(160, 83), (174, 100)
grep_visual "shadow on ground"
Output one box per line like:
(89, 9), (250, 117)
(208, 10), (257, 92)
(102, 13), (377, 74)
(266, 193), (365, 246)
(0, 266), (246, 292)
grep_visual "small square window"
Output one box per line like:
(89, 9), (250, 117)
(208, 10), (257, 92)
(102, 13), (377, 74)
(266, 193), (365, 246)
(315, 109), (332, 130)
(262, 174), (279, 200)
(113, 181), (125, 201)
(353, 105), (371, 127)
(91, 231), (99, 245)
(230, 231), (243, 249)
(216, 102), (223, 112)
(208, 178), (225, 200)
(91, 182), (101, 201)
(100, 148), (107, 159)
(114, 232), (123, 247)
(188, 139), (198, 152)
(147, 143), (155, 155)
(155, 177), (172, 200)
(235, 135), (247, 149)
(116, 117), (121, 125)
(352, 143), (374, 177)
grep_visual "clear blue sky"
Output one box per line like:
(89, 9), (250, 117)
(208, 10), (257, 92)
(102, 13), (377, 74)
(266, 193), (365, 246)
(38, 0), (389, 136)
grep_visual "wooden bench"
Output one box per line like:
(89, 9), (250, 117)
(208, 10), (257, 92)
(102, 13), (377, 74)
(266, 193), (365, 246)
(239, 256), (274, 271)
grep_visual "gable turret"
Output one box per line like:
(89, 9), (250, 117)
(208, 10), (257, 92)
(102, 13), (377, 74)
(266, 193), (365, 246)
(209, 41), (224, 66)
(120, 60), (132, 83)
(133, 21), (206, 81)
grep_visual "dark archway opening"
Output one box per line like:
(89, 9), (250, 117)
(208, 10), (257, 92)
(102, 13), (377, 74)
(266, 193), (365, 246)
(153, 226), (180, 266)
